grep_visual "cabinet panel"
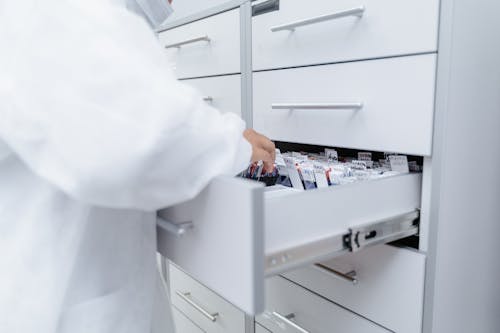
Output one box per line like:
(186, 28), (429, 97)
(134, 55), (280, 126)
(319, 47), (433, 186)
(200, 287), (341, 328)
(255, 323), (271, 333)
(183, 75), (242, 116)
(170, 264), (246, 333)
(159, 9), (241, 79)
(173, 307), (205, 333)
(284, 245), (426, 333)
(253, 54), (437, 156)
(256, 276), (390, 333)
(165, 0), (234, 23)
(253, 0), (439, 71)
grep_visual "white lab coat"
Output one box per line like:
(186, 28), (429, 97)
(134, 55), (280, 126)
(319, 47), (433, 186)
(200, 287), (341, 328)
(0, 0), (252, 332)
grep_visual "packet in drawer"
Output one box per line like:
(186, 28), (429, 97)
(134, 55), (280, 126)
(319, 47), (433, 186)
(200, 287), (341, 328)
(240, 149), (417, 191)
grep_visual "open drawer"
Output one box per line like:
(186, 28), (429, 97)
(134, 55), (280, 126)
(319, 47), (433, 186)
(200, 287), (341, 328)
(157, 173), (421, 314)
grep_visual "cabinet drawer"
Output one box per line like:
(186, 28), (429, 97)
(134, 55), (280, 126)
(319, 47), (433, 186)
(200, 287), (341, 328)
(253, 54), (436, 156)
(283, 245), (426, 333)
(158, 173), (422, 315)
(170, 264), (246, 333)
(255, 323), (271, 333)
(172, 307), (204, 333)
(252, 0), (439, 71)
(166, 0), (234, 23)
(183, 75), (242, 116)
(159, 9), (240, 79)
(256, 276), (390, 333)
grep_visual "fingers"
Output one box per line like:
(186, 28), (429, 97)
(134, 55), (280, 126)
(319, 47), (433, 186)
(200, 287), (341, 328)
(243, 129), (276, 172)
(250, 148), (273, 172)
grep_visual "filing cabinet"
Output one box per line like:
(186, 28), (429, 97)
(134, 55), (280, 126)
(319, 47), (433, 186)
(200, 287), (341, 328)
(158, 0), (500, 332)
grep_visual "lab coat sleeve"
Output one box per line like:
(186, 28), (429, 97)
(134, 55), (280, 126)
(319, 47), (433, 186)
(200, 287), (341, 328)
(0, 2), (252, 210)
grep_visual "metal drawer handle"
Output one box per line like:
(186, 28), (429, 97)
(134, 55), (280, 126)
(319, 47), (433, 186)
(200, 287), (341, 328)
(271, 6), (365, 32)
(203, 96), (214, 103)
(165, 35), (211, 49)
(314, 263), (358, 285)
(176, 291), (219, 322)
(272, 312), (310, 333)
(271, 103), (363, 110)
(156, 217), (193, 237)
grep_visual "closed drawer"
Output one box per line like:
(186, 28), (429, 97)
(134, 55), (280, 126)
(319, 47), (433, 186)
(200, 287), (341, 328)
(165, 0), (234, 23)
(256, 276), (390, 333)
(170, 263), (246, 333)
(252, 0), (439, 71)
(172, 307), (204, 333)
(253, 54), (436, 156)
(255, 323), (271, 333)
(159, 9), (240, 79)
(183, 74), (242, 116)
(283, 245), (426, 333)
(158, 173), (422, 315)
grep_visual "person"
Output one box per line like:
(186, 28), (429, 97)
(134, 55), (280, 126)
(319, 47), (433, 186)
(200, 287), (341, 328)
(0, 0), (275, 332)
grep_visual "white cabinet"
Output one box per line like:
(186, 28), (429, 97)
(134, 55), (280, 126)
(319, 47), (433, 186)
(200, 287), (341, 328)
(159, 9), (241, 79)
(152, 1), (492, 333)
(256, 277), (390, 333)
(170, 264), (246, 333)
(172, 307), (205, 333)
(283, 245), (426, 333)
(182, 75), (242, 116)
(252, 0), (439, 71)
(158, 174), (422, 314)
(255, 323), (271, 333)
(253, 54), (436, 156)
(165, 0), (235, 23)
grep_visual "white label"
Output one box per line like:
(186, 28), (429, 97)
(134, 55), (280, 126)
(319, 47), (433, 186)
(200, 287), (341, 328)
(351, 160), (368, 170)
(301, 166), (316, 182)
(389, 155), (410, 173)
(325, 149), (338, 162)
(313, 164), (329, 188)
(284, 157), (304, 190)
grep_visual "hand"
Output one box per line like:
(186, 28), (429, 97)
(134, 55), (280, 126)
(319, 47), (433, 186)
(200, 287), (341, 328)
(243, 129), (276, 172)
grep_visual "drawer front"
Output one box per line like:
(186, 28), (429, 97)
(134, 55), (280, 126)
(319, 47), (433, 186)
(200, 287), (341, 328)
(159, 9), (241, 79)
(170, 264), (246, 333)
(183, 75), (242, 116)
(167, 0), (234, 22)
(283, 245), (426, 333)
(255, 323), (271, 333)
(172, 307), (205, 333)
(158, 177), (265, 315)
(253, 54), (437, 156)
(256, 276), (390, 333)
(252, 0), (439, 71)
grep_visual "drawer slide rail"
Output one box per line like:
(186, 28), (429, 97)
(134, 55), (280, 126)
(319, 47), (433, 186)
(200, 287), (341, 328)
(265, 210), (419, 276)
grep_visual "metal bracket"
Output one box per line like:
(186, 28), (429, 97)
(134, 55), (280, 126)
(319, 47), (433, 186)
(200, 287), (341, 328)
(345, 210), (420, 252)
